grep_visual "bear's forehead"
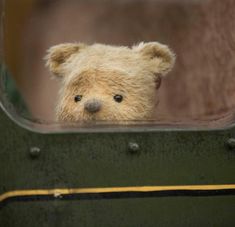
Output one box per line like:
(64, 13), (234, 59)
(67, 69), (136, 87)
(65, 68), (154, 93)
(66, 45), (152, 82)
(62, 44), (157, 90)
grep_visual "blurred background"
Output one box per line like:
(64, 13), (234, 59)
(2, 0), (235, 126)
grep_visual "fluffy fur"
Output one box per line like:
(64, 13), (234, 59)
(45, 42), (175, 122)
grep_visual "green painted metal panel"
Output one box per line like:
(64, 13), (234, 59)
(0, 109), (235, 226)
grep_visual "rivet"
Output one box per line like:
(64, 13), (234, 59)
(128, 142), (140, 153)
(226, 138), (235, 149)
(29, 147), (41, 159)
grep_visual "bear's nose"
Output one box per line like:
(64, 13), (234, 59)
(84, 99), (102, 113)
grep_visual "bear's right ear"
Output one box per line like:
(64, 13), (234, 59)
(45, 43), (86, 77)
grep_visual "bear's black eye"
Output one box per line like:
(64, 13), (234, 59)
(74, 95), (83, 102)
(114, 95), (123, 103)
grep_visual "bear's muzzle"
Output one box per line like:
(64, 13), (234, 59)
(84, 99), (102, 113)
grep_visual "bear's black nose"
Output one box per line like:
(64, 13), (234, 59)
(84, 99), (102, 113)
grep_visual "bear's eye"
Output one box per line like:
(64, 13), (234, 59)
(74, 95), (83, 102)
(114, 95), (123, 103)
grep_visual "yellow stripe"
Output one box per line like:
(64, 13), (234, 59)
(1, 184), (235, 203)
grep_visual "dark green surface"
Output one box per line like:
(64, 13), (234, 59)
(1, 197), (235, 227)
(0, 109), (235, 226)
(0, 65), (30, 118)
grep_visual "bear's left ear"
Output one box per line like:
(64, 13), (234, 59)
(133, 42), (176, 76)
(45, 43), (87, 77)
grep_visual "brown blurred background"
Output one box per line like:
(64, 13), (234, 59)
(3, 0), (235, 125)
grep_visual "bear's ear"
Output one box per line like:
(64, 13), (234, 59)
(45, 43), (87, 77)
(133, 42), (175, 76)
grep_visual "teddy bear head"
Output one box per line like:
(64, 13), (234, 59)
(45, 42), (175, 122)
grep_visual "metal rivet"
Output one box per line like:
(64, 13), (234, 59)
(226, 138), (235, 149)
(29, 147), (41, 159)
(128, 142), (140, 153)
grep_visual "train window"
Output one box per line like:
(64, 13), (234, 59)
(1, 0), (235, 133)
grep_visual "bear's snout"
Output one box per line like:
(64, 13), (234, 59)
(84, 99), (102, 113)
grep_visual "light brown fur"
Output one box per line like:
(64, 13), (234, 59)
(45, 42), (175, 122)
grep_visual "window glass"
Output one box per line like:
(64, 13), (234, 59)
(1, 0), (235, 132)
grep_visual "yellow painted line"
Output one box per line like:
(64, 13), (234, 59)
(0, 184), (235, 203)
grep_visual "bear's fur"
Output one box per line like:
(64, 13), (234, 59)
(45, 42), (175, 122)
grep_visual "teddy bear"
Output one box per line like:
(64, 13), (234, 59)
(45, 42), (175, 122)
